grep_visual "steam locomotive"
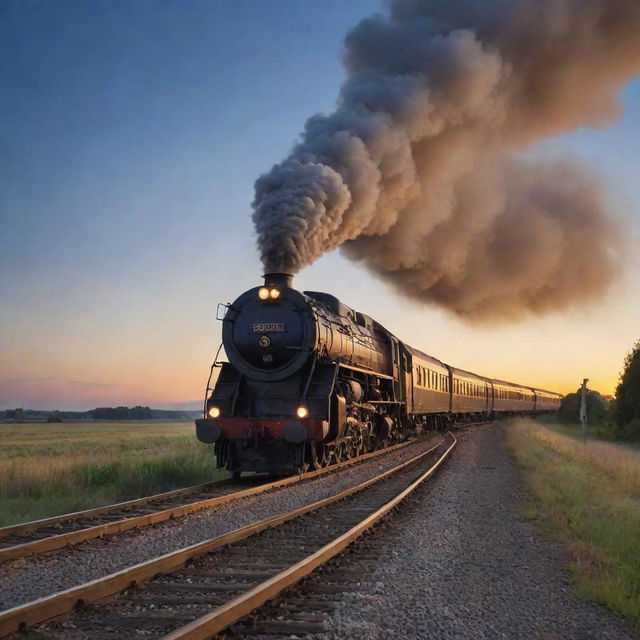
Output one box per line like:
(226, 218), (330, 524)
(195, 273), (562, 475)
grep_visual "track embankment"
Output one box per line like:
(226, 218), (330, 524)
(224, 423), (637, 640)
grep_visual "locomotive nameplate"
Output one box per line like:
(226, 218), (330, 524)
(251, 322), (286, 333)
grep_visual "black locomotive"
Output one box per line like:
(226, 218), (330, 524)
(196, 274), (562, 475)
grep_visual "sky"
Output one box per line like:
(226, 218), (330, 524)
(2, 0), (639, 411)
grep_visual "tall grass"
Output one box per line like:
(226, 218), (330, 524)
(506, 419), (640, 627)
(0, 422), (224, 526)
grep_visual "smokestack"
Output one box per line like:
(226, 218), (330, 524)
(252, 0), (636, 323)
(264, 273), (293, 289)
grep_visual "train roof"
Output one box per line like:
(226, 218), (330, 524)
(449, 366), (489, 383)
(490, 378), (535, 391)
(405, 345), (449, 370)
(531, 388), (564, 398)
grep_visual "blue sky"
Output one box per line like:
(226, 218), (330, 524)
(1, 0), (639, 410)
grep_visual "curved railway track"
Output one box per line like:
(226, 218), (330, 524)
(0, 433), (456, 639)
(0, 437), (426, 563)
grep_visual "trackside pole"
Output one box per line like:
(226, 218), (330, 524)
(579, 378), (589, 444)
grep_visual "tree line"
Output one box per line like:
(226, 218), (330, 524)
(4, 405), (154, 422)
(90, 406), (153, 420)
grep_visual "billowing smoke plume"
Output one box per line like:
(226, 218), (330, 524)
(253, 0), (639, 321)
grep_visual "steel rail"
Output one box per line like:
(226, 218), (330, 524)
(162, 433), (457, 640)
(0, 436), (424, 563)
(0, 437), (448, 637)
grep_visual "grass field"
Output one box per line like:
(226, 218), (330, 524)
(506, 418), (640, 627)
(0, 422), (224, 527)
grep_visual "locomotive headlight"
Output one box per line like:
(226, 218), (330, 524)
(258, 287), (270, 300)
(208, 406), (221, 418)
(296, 405), (309, 419)
(269, 288), (280, 299)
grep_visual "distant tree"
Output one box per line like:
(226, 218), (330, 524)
(130, 405), (152, 420)
(46, 410), (63, 423)
(557, 390), (609, 427)
(114, 406), (129, 420)
(14, 408), (25, 423)
(614, 339), (640, 440)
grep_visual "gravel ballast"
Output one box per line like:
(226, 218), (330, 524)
(257, 423), (637, 639)
(0, 436), (440, 610)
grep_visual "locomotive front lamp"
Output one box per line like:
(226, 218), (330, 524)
(208, 406), (221, 418)
(296, 406), (309, 418)
(269, 288), (280, 299)
(258, 287), (270, 300)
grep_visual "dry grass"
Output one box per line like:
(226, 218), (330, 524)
(528, 422), (640, 489)
(506, 418), (640, 628)
(0, 422), (223, 526)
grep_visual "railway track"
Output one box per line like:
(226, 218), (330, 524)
(0, 433), (456, 639)
(0, 437), (425, 563)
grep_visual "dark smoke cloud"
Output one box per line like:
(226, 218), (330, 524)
(253, 0), (639, 321)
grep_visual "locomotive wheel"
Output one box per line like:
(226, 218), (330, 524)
(311, 442), (328, 470)
(327, 443), (341, 466)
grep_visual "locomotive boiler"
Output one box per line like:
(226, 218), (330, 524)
(196, 274), (562, 475)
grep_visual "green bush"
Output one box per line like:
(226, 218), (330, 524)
(554, 389), (620, 438)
